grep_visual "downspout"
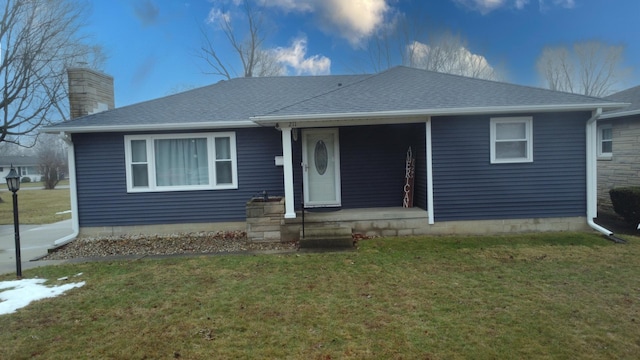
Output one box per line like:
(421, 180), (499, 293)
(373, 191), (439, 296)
(585, 109), (623, 241)
(54, 132), (79, 246)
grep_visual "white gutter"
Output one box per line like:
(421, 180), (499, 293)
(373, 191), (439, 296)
(252, 102), (627, 124)
(54, 132), (79, 246)
(585, 108), (613, 236)
(599, 108), (640, 119)
(41, 120), (257, 134)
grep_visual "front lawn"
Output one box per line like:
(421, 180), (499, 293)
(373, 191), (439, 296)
(1, 232), (638, 359)
(0, 188), (71, 224)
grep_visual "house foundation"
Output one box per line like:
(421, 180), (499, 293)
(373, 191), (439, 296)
(78, 208), (590, 240)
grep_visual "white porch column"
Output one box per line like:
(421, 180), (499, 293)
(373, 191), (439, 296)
(425, 117), (435, 224)
(281, 127), (296, 218)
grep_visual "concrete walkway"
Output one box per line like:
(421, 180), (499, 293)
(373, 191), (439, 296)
(0, 219), (72, 276)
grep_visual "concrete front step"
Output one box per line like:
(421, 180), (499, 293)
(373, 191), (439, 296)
(300, 226), (353, 249)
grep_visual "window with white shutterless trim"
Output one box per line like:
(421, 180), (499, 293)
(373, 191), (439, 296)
(490, 117), (533, 164)
(597, 124), (613, 159)
(124, 132), (237, 192)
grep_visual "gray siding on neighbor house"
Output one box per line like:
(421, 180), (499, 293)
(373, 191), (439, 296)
(431, 112), (588, 221)
(597, 116), (640, 210)
(290, 123), (427, 210)
(73, 127), (284, 227)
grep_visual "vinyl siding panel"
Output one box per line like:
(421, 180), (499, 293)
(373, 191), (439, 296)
(340, 125), (415, 208)
(432, 112), (588, 221)
(73, 127), (284, 227)
(291, 124), (427, 210)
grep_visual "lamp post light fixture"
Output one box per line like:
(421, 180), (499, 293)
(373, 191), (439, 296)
(5, 166), (22, 278)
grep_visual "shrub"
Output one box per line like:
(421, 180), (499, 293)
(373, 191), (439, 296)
(20, 177), (32, 183)
(609, 187), (640, 224)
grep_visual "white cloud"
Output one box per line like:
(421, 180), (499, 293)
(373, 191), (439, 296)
(452, 0), (507, 14)
(553, 0), (575, 8)
(0, 278), (85, 315)
(317, 0), (390, 46)
(453, 0), (575, 13)
(260, 0), (391, 47)
(206, 7), (231, 25)
(272, 36), (331, 75)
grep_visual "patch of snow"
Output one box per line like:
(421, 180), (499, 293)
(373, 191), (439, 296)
(0, 278), (85, 315)
(55, 210), (72, 215)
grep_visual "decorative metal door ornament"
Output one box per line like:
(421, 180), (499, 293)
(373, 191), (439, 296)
(314, 140), (328, 175)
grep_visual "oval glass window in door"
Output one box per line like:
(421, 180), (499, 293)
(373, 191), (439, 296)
(314, 140), (328, 175)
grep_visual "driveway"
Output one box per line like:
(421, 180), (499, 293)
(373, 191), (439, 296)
(0, 219), (72, 276)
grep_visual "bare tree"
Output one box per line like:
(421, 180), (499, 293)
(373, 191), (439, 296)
(407, 32), (503, 80)
(0, 0), (105, 146)
(35, 134), (67, 190)
(359, 11), (503, 81)
(536, 41), (630, 97)
(198, 0), (283, 80)
(363, 12), (428, 73)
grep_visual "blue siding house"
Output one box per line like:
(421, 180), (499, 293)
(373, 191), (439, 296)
(44, 66), (626, 240)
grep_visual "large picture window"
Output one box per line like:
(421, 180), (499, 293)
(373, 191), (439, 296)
(490, 117), (533, 164)
(124, 132), (237, 192)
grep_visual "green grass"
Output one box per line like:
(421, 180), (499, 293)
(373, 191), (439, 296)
(17, 179), (69, 189)
(1, 232), (639, 359)
(0, 188), (71, 224)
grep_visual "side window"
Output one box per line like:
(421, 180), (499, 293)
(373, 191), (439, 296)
(490, 117), (533, 164)
(597, 124), (612, 159)
(130, 139), (149, 188)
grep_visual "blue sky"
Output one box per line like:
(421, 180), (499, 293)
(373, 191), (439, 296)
(86, 0), (640, 107)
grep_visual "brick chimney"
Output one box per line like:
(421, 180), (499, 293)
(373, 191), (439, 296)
(67, 68), (115, 119)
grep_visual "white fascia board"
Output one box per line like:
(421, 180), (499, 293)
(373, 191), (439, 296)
(252, 103), (627, 125)
(40, 120), (258, 134)
(599, 109), (640, 119)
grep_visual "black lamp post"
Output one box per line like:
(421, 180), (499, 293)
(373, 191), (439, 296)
(5, 166), (22, 278)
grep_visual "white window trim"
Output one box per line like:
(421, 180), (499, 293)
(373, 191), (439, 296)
(490, 117), (533, 164)
(597, 124), (613, 159)
(124, 132), (238, 193)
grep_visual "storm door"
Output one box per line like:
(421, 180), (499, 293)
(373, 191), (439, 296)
(301, 128), (341, 207)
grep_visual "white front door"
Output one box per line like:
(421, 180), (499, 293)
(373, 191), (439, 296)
(302, 128), (341, 207)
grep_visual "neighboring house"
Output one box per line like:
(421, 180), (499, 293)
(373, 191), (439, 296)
(0, 156), (42, 183)
(43, 66), (625, 240)
(597, 85), (640, 212)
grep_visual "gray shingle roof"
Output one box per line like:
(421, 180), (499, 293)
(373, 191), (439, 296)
(44, 66), (624, 133)
(255, 67), (622, 121)
(45, 74), (367, 132)
(601, 85), (640, 119)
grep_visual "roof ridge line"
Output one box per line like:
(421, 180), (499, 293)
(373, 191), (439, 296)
(257, 71), (381, 118)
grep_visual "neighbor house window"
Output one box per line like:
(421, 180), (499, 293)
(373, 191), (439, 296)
(124, 132), (237, 192)
(490, 117), (533, 164)
(597, 124), (612, 159)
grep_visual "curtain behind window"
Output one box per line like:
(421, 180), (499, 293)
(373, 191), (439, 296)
(155, 138), (209, 186)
